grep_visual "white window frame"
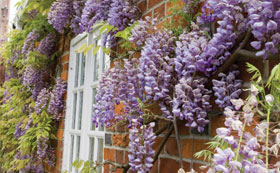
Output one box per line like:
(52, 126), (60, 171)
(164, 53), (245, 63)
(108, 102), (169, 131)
(62, 29), (110, 172)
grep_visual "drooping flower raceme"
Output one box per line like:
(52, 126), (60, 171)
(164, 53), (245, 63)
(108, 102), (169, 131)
(138, 28), (175, 119)
(212, 68), (242, 109)
(71, 0), (86, 34)
(108, 0), (141, 31)
(22, 31), (40, 55)
(172, 76), (212, 133)
(48, 0), (74, 33)
(199, 0), (246, 75)
(80, 0), (112, 32)
(23, 66), (48, 100)
(175, 23), (209, 77)
(48, 78), (67, 120)
(93, 58), (142, 127)
(34, 88), (50, 114)
(128, 119), (156, 172)
(37, 33), (57, 57)
(247, 0), (280, 58)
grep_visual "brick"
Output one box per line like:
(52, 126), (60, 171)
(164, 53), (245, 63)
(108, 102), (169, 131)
(152, 137), (164, 155)
(104, 163), (110, 173)
(59, 120), (65, 129)
(154, 3), (165, 19)
(143, 11), (153, 19)
(56, 158), (62, 170)
(112, 134), (129, 147)
(210, 115), (225, 136)
(148, 0), (163, 9)
(104, 148), (115, 161)
(181, 139), (209, 161)
(115, 150), (124, 164)
(138, 0), (147, 12)
(159, 158), (190, 172)
(62, 63), (69, 71)
(61, 54), (70, 63)
(124, 151), (129, 164)
(55, 149), (63, 158)
(165, 137), (178, 156)
(57, 140), (64, 150)
(150, 159), (159, 173)
(57, 129), (64, 140)
(177, 120), (190, 135)
(61, 71), (68, 81)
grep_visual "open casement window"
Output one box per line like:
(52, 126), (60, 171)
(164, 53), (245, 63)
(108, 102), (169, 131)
(62, 31), (110, 172)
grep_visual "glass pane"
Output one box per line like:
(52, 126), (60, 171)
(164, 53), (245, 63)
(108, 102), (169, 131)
(74, 53), (80, 87)
(89, 137), (95, 161)
(80, 53), (86, 86)
(93, 40), (99, 81)
(76, 136), (81, 160)
(97, 138), (104, 173)
(93, 54), (99, 81)
(91, 88), (97, 131)
(69, 135), (74, 171)
(72, 93), (77, 129)
(78, 91), (84, 130)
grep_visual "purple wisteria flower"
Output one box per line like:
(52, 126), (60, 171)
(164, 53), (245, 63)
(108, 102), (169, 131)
(48, 78), (67, 120)
(48, 0), (74, 33)
(212, 68), (242, 109)
(34, 88), (50, 114)
(37, 33), (57, 57)
(22, 31), (40, 55)
(128, 119), (156, 172)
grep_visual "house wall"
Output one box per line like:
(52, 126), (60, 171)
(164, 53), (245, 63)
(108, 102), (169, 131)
(0, 0), (10, 84)
(52, 0), (280, 173)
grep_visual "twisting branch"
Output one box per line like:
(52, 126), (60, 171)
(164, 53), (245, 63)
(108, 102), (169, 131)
(173, 116), (184, 168)
(153, 122), (174, 164)
(238, 49), (280, 60)
(207, 29), (252, 85)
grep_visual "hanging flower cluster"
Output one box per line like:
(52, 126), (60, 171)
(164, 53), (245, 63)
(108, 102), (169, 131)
(128, 119), (156, 172)
(212, 67), (242, 109)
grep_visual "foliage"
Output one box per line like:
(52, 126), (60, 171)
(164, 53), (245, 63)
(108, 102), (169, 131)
(0, 0), (65, 171)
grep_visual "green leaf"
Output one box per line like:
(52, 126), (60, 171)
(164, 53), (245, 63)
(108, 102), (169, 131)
(76, 160), (84, 170)
(102, 47), (111, 55)
(93, 46), (101, 56)
(72, 160), (79, 167)
(84, 44), (94, 54)
(267, 63), (280, 87)
(76, 43), (87, 53)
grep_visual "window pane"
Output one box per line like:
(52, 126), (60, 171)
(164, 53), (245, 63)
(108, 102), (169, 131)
(74, 53), (80, 87)
(88, 137), (95, 161)
(80, 53), (86, 86)
(93, 54), (99, 81)
(91, 88), (97, 131)
(69, 135), (74, 171)
(76, 136), (81, 160)
(97, 138), (104, 173)
(72, 93), (77, 129)
(78, 91), (83, 130)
